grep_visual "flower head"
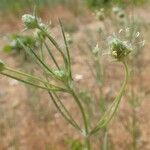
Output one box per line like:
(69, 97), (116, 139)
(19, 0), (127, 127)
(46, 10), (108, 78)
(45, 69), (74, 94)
(109, 37), (131, 61)
(54, 70), (65, 79)
(22, 14), (39, 29)
(0, 60), (5, 72)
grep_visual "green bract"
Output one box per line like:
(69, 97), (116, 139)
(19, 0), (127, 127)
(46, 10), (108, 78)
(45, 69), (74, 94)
(54, 70), (65, 79)
(110, 38), (131, 61)
(0, 60), (5, 72)
(22, 14), (39, 29)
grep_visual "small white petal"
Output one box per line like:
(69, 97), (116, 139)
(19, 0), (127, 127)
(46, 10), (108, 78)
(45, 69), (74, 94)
(119, 29), (123, 33)
(135, 32), (140, 38)
(74, 74), (83, 81)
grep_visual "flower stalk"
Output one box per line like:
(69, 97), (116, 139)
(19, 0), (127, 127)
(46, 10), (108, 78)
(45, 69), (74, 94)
(90, 60), (129, 135)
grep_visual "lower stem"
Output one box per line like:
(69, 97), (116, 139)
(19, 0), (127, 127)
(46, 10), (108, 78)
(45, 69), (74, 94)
(70, 88), (91, 149)
(85, 136), (91, 150)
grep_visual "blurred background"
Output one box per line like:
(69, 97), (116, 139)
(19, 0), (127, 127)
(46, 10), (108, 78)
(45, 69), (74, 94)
(0, 0), (150, 150)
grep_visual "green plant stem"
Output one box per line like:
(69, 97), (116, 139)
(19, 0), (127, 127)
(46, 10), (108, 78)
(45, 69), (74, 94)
(5, 67), (50, 84)
(38, 26), (68, 66)
(39, 42), (45, 62)
(18, 40), (58, 78)
(1, 72), (58, 91)
(90, 61), (129, 135)
(2, 66), (68, 92)
(28, 46), (54, 74)
(103, 130), (108, 150)
(40, 44), (81, 132)
(4, 66), (65, 90)
(53, 93), (81, 131)
(44, 42), (60, 70)
(59, 19), (72, 80)
(70, 89), (91, 150)
(85, 136), (91, 150)
(48, 91), (81, 131)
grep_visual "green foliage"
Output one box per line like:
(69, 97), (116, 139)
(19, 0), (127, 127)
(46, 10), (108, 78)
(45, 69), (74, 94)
(3, 34), (37, 54)
(0, 0), (147, 16)
(85, 0), (110, 8)
(85, 0), (147, 9)
(0, 0), (80, 15)
(113, 0), (147, 5)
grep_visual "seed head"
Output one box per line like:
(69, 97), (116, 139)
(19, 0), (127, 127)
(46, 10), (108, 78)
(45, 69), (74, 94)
(54, 70), (65, 79)
(0, 60), (5, 72)
(109, 38), (131, 61)
(22, 14), (39, 29)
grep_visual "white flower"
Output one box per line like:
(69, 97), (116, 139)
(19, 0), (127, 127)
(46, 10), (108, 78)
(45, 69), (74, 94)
(109, 37), (131, 61)
(54, 70), (65, 78)
(74, 74), (83, 81)
(22, 14), (39, 29)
